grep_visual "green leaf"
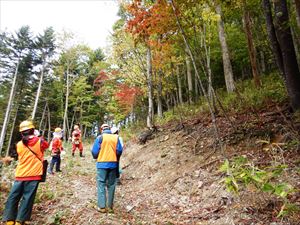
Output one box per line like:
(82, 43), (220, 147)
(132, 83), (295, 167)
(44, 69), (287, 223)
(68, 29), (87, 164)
(251, 175), (263, 183)
(262, 183), (274, 192)
(220, 159), (230, 172)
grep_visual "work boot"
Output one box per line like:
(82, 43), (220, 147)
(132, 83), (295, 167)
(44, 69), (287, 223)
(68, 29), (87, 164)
(15, 221), (30, 225)
(6, 221), (15, 225)
(72, 152), (74, 157)
(97, 207), (106, 213)
(80, 152), (84, 157)
(107, 208), (114, 214)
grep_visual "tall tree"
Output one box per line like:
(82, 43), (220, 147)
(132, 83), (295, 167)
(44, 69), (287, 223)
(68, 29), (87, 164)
(185, 49), (193, 104)
(273, 0), (300, 110)
(242, 2), (261, 87)
(146, 46), (154, 127)
(215, 2), (235, 92)
(262, 0), (284, 76)
(31, 27), (55, 120)
(176, 65), (183, 105)
(0, 26), (33, 155)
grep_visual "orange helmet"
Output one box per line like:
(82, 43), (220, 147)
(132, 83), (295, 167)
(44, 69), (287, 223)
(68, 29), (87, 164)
(19, 120), (35, 132)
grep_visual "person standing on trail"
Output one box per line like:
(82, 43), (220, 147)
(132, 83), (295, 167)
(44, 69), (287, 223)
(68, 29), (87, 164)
(91, 123), (123, 213)
(2, 120), (49, 225)
(111, 126), (124, 185)
(48, 127), (64, 174)
(71, 124), (84, 157)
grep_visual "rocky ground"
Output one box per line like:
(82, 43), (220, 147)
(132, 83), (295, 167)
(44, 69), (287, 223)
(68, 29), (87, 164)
(1, 105), (300, 225)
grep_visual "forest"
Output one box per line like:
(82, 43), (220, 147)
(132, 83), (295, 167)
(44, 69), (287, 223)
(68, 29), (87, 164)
(1, 0), (300, 224)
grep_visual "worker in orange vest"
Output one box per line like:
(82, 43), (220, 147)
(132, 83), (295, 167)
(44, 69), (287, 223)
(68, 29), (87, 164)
(71, 124), (84, 157)
(48, 127), (64, 174)
(2, 120), (49, 225)
(91, 124), (123, 213)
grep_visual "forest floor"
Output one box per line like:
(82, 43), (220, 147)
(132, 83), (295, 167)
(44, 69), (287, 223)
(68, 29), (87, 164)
(1, 103), (300, 225)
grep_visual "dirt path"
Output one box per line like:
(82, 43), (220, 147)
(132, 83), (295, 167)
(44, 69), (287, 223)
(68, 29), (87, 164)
(30, 148), (129, 225)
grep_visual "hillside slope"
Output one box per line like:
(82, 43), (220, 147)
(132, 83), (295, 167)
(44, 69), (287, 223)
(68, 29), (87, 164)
(119, 105), (300, 224)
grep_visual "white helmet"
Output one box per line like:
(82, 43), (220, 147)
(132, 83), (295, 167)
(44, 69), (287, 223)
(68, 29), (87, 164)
(111, 126), (119, 134)
(101, 123), (110, 130)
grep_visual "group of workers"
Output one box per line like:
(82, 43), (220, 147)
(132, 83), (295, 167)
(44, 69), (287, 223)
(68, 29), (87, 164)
(2, 121), (123, 225)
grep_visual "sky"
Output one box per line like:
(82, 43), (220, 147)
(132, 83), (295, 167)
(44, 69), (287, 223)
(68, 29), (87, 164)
(0, 0), (120, 49)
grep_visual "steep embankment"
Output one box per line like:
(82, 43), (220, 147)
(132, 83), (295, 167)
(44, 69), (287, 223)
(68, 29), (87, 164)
(118, 105), (300, 225)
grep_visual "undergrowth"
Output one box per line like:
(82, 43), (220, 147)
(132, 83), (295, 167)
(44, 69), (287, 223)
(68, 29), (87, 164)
(154, 73), (287, 126)
(220, 156), (299, 218)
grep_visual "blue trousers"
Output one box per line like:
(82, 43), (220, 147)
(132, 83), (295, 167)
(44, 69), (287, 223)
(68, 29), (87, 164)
(49, 155), (61, 172)
(2, 180), (39, 222)
(96, 168), (117, 208)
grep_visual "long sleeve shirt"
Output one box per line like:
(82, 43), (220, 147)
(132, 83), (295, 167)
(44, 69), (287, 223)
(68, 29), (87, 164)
(91, 129), (123, 169)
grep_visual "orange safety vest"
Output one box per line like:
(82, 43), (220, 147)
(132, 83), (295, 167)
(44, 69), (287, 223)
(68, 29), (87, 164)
(15, 139), (43, 178)
(97, 134), (118, 162)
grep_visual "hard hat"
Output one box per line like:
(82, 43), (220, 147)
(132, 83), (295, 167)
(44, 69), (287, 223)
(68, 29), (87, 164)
(111, 126), (119, 134)
(74, 125), (79, 130)
(54, 127), (62, 133)
(19, 120), (35, 132)
(101, 124), (110, 130)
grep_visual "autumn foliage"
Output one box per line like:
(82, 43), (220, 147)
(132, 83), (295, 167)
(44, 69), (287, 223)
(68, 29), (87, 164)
(126, 0), (176, 44)
(115, 84), (141, 113)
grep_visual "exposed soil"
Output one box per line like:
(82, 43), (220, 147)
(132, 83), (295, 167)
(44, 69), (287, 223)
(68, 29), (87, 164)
(1, 104), (300, 225)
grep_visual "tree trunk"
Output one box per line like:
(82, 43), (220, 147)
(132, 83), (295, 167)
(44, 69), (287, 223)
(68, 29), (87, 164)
(79, 101), (83, 132)
(291, 27), (300, 64)
(243, 7), (261, 87)
(294, 0), (300, 28)
(172, 93), (177, 108)
(185, 48), (193, 104)
(203, 24), (218, 113)
(69, 111), (75, 141)
(166, 93), (171, 110)
(5, 106), (19, 157)
(274, 0), (300, 110)
(260, 50), (266, 73)
(146, 46), (154, 128)
(157, 71), (163, 118)
(176, 65), (183, 104)
(83, 125), (87, 139)
(194, 70), (199, 99)
(262, 0), (285, 77)
(31, 60), (45, 120)
(47, 103), (51, 142)
(215, 3), (235, 92)
(0, 61), (19, 155)
(63, 66), (70, 142)
(39, 102), (47, 130)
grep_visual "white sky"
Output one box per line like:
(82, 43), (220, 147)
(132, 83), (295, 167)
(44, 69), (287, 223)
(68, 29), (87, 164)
(0, 0), (120, 49)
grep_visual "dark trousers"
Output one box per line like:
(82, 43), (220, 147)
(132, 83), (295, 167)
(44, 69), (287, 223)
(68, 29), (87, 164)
(2, 180), (39, 222)
(49, 155), (61, 172)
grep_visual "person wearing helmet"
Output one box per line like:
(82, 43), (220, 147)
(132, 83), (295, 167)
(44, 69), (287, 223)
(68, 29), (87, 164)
(91, 123), (123, 213)
(111, 126), (124, 185)
(2, 120), (49, 225)
(71, 124), (84, 157)
(48, 127), (64, 174)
